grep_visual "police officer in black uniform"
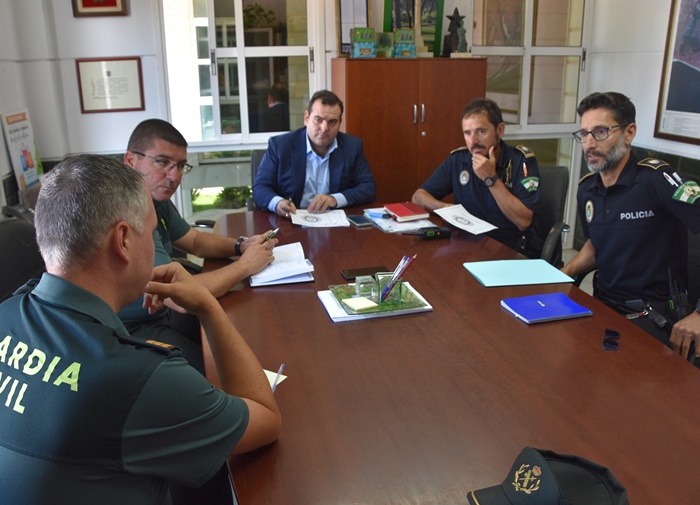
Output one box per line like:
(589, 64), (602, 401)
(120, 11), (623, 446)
(563, 92), (700, 346)
(413, 97), (541, 257)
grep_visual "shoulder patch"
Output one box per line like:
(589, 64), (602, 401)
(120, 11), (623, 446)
(450, 145), (469, 155)
(637, 158), (670, 170)
(516, 145), (536, 158)
(116, 333), (180, 355)
(578, 172), (595, 184)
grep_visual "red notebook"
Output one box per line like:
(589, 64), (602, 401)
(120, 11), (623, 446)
(384, 202), (430, 222)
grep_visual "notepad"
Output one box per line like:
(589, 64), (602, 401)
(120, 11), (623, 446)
(384, 202), (430, 222)
(500, 292), (592, 324)
(250, 242), (314, 287)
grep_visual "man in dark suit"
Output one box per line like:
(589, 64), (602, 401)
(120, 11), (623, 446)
(261, 85), (290, 132)
(253, 89), (376, 217)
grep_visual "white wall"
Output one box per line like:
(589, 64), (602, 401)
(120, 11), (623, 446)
(584, 0), (699, 159)
(0, 0), (168, 166)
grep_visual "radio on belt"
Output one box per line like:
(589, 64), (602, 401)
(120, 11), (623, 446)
(402, 227), (452, 240)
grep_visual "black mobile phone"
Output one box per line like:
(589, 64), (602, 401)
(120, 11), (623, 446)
(347, 214), (373, 228)
(341, 266), (389, 281)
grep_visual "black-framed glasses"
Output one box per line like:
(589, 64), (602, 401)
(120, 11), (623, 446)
(602, 328), (620, 351)
(572, 123), (630, 143)
(132, 151), (193, 175)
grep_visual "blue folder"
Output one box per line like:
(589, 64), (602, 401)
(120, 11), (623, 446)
(464, 259), (573, 287)
(501, 292), (592, 324)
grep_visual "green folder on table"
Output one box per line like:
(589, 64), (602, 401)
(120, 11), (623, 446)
(464, 259), (573, 287)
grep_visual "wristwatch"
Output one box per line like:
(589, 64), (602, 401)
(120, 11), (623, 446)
(484, 174), (500, 187)
(235, 236), (248, 256)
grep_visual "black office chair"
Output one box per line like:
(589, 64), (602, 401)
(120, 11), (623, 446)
(537, 165), (570, 268)
(246, 148), (267, 211)
(0, 217), (45, 302)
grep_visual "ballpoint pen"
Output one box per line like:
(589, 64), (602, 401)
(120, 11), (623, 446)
(272, 363), (285, 393)
(265, 228), (279, 241)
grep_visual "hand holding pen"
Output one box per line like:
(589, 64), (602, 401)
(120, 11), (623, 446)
(277, 196), (296, 218)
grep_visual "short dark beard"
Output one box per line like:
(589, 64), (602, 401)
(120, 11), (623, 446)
(586, 133), (627, 174)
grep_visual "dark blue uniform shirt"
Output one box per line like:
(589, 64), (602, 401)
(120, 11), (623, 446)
(578, 153), (700, 302)
(420, 140), (540, 248)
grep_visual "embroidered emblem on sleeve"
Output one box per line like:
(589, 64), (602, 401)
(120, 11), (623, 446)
(672, 181), (700, 204)
(521, 177), (539, 192)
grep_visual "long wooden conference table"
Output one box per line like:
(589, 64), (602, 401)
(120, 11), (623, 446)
(204, 209), (700, 504)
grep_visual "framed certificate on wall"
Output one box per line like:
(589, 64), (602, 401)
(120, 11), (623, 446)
(76, 57), (144, 114)
(72, 0), (127, 17)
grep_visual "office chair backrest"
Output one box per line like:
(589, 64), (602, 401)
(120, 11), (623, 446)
(537, 165), (570, 267)
(0, 217), (45, 302)
(247, 149), (267, 211)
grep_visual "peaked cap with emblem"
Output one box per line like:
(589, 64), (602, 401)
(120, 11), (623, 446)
(466, 447), (629, 505)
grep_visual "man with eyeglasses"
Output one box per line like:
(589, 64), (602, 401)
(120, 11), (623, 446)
(412, 97), (542, 257)
(121, 119), (277, 370)
(253, 89), (377, 216)
(562, 91), (700, 348)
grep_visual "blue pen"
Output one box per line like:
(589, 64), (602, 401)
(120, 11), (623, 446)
(272, 363), (285, 393)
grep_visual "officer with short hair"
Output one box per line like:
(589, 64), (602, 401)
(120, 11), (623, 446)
(562, 91), (700, 346)
(412, 97), (541, 257)
(0, 155), (281, 504)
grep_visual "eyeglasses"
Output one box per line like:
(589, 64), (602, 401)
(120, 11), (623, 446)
(132, 151), (193, 175)
(572, 123), (630, 143)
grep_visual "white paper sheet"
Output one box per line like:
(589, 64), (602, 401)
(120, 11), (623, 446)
(434, 204), (497, 234)
(291, 209), (350, 227)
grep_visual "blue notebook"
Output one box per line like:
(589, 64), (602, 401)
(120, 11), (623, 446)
(500, 292), (592, 324)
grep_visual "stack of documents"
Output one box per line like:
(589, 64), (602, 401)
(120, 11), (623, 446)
(363, 207), (433, 233)
(250, 242), (314, 287)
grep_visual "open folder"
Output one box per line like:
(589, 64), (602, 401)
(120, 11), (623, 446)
(249, 242), (314, 287)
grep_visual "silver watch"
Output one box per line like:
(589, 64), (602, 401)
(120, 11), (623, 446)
(484, 175), (499, 187)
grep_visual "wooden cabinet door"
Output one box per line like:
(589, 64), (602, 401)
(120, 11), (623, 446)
(339, 59), (419, 203)
(416, 59), (487, 187)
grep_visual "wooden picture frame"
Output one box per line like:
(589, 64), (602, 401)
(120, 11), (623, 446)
(72, 0), (127, 17)
(76, 57), (144, 113)
(654, 0), (700, 146)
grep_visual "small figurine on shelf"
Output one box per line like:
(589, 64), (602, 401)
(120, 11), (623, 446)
(441, 7), (465, 57)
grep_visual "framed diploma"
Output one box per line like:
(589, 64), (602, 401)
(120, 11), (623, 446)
(72, 0), (127, 17)
(75, 57), (145, 113)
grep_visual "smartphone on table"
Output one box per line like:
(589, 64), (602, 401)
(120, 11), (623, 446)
(347, 214), (373, 228)
(341, 266), (389, 281)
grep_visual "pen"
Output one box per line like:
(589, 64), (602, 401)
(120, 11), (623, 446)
(272, 363), (285, 393)
(288, 197), (295, 210)
(265, 228), (279, 241)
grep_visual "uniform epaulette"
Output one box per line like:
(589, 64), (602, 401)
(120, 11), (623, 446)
(450, 146), (469, 155)
(516, 145), (536, 158)
(117, 333), (179, 355)
(637, 158), (670, 170)
(579, 172), (595, 183)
